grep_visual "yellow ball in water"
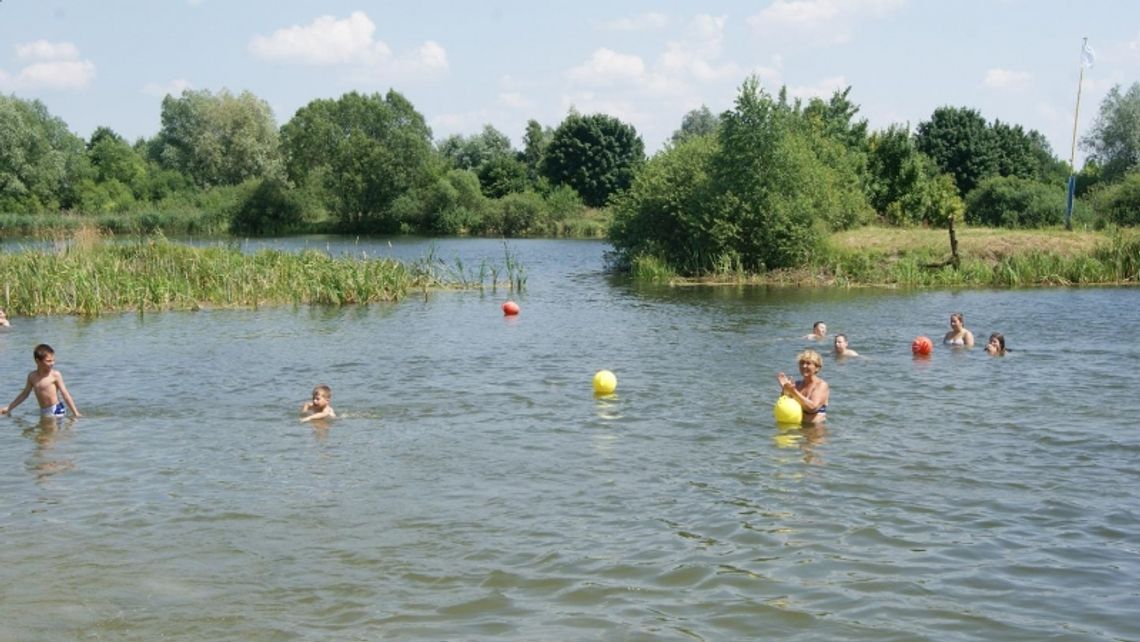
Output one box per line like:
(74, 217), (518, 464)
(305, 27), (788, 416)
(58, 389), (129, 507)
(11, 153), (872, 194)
(773, 395), (803, 424)
(593, 370), (617, 395)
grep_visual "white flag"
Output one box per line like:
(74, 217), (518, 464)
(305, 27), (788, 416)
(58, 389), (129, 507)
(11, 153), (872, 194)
(1081, 41), (1095, 69)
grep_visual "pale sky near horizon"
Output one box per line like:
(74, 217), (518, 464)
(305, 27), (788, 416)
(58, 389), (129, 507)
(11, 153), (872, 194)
(2, 1), (1137, 167)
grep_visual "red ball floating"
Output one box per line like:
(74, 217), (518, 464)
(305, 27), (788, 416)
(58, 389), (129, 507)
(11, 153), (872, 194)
(502, 300), (520, 316)
(911, 335), (933, 356)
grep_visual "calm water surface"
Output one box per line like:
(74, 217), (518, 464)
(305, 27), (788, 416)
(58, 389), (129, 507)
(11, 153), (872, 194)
(1, 238), (1138, 641)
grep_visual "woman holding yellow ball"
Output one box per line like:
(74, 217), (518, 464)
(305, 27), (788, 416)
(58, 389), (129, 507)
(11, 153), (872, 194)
(776, 350), (830, 423)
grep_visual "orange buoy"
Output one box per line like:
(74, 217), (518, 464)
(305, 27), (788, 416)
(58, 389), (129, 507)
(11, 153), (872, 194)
(502, 300), (520, 316)
(911, 335), (933, 356)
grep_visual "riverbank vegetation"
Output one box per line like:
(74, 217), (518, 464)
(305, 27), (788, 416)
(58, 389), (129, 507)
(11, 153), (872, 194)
(3, 74), (1140, 287)
(0, 229), (522, 316)
(631, 226), (1140, 287)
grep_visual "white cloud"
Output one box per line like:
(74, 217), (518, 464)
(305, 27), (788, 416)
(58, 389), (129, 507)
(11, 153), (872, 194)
(659, 15), (738, 84)
(0, 41), (95, 91)
(601, 12), (670, 32)
(14, 61), (96, 90)
(398, 40), (447, 73)
(249, 12), (447, 80)
(747, 0), (906, 45)
(249, 11), (389, 65)
(983, 68), (1031, 90)
(142, 78), (194, 98)
(567, 48), (646, 84)
(16, 40), (80, 61)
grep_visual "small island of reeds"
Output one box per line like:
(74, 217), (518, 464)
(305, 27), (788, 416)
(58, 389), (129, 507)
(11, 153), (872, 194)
(0, 229), (523, 316)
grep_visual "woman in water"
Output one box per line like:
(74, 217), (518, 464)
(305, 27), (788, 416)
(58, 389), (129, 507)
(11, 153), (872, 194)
(984, 332), (1007, 356)
(776, 349), (830, 423)
(943, 312), (975, 347)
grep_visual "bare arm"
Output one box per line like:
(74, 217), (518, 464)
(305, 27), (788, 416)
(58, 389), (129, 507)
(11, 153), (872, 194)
(0, 377), (34, 415)
(55, 372), (81, 417)
(778, 375), (828, 413)
(964, 330), (975, 347)
(300, 406), (335, 422)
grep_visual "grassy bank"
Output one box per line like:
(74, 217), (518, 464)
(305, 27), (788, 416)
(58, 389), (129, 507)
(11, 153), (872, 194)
(635, 226), (1140, 287)
(0, 230), (520, 316)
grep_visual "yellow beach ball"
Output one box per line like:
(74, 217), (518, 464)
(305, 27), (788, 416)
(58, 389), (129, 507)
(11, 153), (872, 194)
(773, 395), (803, 424)
(593, 370), (617, 395)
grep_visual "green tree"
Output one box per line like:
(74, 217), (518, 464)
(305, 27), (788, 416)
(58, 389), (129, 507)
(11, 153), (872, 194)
(437, 125), (514, 171)
(521, 119), (552, 185)
(865, 124), (940, 225)
(0, 95), (89, 212)
(87, 126), (148, 196)
(477, 155), (528, 198)
(611, 78), (871, 274)
(280, 90), (437, 226)
(990, 120), (1067, 184)
(801, 87), (868, 152)
(670, 105), (719, 144)
(1082, 82), (1140, 182)
(928, 173), (966, 267)
(707, 79), (868, 270)
(542, 112), (645, 207)
(915, 106), (995, 196)
(151, 89), (284, 188)
(609, 134), (718, 272)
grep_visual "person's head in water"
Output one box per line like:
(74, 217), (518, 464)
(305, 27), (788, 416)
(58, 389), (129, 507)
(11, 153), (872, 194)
(985, 333), (1007, 356)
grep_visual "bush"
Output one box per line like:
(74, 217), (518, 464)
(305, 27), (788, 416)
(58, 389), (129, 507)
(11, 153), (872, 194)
(965, 176), (1067, 228)
(544, 184), (585, 221)
(1089, 171), (1140, 226)
(231, 178), (310, 235)
(495, 191), (546, 236)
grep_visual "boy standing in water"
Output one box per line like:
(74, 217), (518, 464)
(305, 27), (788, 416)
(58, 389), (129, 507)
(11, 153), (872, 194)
(300, 384), (336, 422)
(0, 344), (81, 419)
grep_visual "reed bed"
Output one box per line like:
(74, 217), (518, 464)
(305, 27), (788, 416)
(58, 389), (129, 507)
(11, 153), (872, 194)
(0, 231), (520, 316)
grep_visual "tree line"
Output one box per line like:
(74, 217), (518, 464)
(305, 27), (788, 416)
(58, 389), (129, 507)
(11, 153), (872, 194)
(2, 76), (1140, 272)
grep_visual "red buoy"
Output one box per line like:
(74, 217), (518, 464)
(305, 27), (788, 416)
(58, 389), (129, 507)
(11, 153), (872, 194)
(502, 300), (520, 316)
(911, 335), (933, 356)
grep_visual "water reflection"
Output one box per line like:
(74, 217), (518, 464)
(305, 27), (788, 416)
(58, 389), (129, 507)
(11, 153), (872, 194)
(772, 422), (827, 465)
(19, 416), (77, 481)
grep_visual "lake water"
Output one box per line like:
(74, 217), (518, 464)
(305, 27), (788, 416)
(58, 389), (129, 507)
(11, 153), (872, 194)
(1, 237), (1138, 641)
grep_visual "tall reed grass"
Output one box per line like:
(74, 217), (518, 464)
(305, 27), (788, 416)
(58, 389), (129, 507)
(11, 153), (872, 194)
(0, 230), (519, 316)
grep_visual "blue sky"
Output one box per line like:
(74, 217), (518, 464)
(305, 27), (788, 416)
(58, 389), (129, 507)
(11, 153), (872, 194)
(2, 1), (1137, 166)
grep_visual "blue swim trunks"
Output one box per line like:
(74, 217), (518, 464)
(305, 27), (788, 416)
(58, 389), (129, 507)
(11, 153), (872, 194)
(40, 402), (66, 418)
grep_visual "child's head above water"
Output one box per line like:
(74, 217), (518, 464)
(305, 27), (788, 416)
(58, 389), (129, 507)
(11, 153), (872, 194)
(311, 384), (332, 406)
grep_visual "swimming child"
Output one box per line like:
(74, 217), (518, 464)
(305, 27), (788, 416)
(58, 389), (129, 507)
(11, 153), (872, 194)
(943, 312), (975, 347)
(804, 321), (827, 341)
(0, 344), (81, 419)
(985, 332), (1008, 356)
(776, 349), (830, 423)
(833, 333), (859, 357)
(0, 309), (10, 327)
(300, 384), (336, 422)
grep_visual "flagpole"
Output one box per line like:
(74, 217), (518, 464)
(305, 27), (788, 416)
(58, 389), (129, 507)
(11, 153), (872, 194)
(1066, 37), (1088, 230)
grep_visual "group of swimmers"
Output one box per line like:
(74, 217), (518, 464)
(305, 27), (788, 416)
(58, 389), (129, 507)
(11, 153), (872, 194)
(780, 314), (1009, 425)
(0, 337), (334, 424)
(0, 310), (1007, 428)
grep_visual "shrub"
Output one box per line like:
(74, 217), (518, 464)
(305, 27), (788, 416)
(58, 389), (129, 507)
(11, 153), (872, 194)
(965, 176), (1066, 228)
(1089, 171), (1140, 226)
(495, 191), (546, 236)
